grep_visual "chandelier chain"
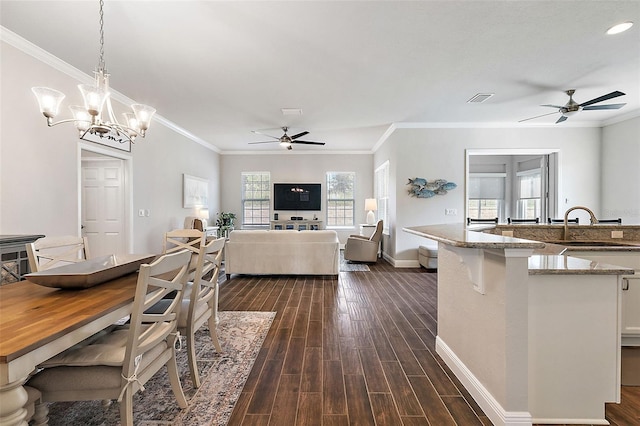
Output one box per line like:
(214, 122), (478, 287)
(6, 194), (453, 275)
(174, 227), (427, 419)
(98, 0), (105, 70)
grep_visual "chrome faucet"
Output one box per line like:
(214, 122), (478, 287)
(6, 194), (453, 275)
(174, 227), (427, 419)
(563, 206), (598, 239)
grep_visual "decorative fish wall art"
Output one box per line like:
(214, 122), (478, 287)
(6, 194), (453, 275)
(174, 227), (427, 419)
(407, 177), (457, 198)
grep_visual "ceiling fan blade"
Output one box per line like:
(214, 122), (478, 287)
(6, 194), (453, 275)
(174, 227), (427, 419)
(541, 104), (563, 109)
(556, 115), (568, 124)
(579, 91), (625, 107)
(289, 131), (309, 140)
(518, 111), (559, 122)
(251, 130), (280, 140)
(582, 103), (626, 110)
(248, 140), (279, 144)
(291, 140), (325, 145)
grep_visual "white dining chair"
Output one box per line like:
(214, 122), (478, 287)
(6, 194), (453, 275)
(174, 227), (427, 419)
(183, 236), (225, 387)
(26, 235), (91, 272)
(163, 228), (207, 280)
(27, 250), (192, 426)
(149, 235), (226, 387)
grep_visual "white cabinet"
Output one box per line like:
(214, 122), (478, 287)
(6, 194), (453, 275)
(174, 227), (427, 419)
(270, 220), (323, 231)
(566, 251), (640, 345)
(622, 276), (640, 343)
(205, 226), (219, 238)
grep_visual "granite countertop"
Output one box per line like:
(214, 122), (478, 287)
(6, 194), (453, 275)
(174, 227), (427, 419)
(528, 255), (636, 275)
(404, 224), (638, 275)
(403, 224), (545, 250)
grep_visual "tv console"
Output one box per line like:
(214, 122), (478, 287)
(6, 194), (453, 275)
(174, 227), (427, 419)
(270, 220), (323, 231)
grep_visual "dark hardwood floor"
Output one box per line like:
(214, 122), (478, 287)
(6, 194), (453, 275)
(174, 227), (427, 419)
(218, 259), (640, 425)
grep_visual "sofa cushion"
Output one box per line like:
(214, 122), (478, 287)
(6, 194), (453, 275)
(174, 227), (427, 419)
(228, 229), (337, 243)
(226, 229), (339, 276)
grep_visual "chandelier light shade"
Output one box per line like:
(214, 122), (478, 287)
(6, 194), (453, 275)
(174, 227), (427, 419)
(31, 0), (155, 144)
(365, 198), (378, 225)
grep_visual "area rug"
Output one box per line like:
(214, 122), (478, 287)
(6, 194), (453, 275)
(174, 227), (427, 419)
(43, 311), (276, 426)
(339, 249), (371, 272)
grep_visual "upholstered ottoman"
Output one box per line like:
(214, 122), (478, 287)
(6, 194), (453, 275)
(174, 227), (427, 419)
(418, 245), (438, 270)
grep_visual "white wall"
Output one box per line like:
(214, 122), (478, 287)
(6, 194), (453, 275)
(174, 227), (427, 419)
(1, 41), (221, 254)
(221, 153), (373, 243)
(602, 116), (640, 224)
(376, 126), (603, 263)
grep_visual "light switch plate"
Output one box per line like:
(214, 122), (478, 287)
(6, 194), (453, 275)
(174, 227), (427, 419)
(611, 230), (624, 239)
(445, 208), (457, 216)
(502, 230), (514, 237)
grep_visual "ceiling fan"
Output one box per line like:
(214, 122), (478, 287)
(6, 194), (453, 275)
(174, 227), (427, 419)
(520, 89), (626, 124)
(248, 126), (325, 150)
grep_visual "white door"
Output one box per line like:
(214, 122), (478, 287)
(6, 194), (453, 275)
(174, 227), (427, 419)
(82, 157), (126, 257)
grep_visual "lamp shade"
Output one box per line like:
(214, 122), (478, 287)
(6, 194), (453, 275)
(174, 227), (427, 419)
(365, 198), (377, 211)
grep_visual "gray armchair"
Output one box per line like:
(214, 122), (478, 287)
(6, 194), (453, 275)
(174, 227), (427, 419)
(344, 220), (383, 262)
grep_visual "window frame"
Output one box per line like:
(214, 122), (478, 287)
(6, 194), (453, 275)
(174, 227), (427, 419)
(374, 160), (389, 233)
(326, 171), (355, 228)
(241, 171), (271, 227)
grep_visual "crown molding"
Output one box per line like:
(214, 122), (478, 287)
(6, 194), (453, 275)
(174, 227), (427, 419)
(1, 26), (219, 153)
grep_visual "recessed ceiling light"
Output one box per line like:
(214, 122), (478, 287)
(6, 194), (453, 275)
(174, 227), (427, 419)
(281, 108), (303, 115)
(467, 93), (494, 103)
(606, 21), (633, 35)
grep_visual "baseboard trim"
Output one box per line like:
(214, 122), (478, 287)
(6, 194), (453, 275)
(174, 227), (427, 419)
(531, 418), (609, 425)
(436, 337), (532, 426)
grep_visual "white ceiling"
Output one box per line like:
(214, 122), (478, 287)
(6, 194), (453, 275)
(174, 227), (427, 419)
(2, 0), (639, 153)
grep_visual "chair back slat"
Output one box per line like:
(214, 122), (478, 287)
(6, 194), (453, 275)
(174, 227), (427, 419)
(26, 236), (91, 272)
(124, 249), (191, 378)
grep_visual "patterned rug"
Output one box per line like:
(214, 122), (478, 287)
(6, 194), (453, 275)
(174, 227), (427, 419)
(339, 250), (371, 272)
(43, 311), (276, 426)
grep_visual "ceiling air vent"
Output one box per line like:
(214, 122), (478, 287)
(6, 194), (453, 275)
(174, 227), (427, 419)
(281, 108), (303, 115)
(467, 93), (494, 103)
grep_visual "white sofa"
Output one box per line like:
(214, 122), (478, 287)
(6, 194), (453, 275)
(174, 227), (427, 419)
(225, 230), (339, 278)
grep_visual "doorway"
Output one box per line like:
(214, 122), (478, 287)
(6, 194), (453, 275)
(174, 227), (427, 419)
(79, 144), (132, 257)
(465, 148), (560, 223)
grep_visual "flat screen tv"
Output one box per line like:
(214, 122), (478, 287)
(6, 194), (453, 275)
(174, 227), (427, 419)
(273, 183), (321, 211)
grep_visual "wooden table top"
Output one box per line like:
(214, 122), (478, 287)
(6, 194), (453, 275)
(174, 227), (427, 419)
(0, 273), (139, 363)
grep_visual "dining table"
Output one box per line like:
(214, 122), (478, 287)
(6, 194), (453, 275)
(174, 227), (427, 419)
(0, 272), (140, 426)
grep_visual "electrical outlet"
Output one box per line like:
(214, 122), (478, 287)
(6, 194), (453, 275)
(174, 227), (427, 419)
(502, 230), (514, 237)
(611, 230), (624, 239)
(445, 208), (457, 216)
(138, 209), (145, 217)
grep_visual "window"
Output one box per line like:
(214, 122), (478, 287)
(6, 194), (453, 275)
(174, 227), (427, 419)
(467, 173), (506, 220)
(241, 172), (270, 226)
(374, 161), (389, 232)
(516, 169), (541, 219)
(326, 172), (355, 227)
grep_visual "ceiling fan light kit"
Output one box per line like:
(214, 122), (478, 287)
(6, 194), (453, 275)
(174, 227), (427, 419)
(31, 0), (155, 144)
(520, 89), (626, 124)
(607, 21), (634, 35)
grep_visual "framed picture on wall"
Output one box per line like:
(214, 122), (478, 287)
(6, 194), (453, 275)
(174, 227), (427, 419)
(183, 174), (209, 208)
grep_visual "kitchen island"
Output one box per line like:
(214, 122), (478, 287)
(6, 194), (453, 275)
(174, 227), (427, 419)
(404, 224), (634, 426)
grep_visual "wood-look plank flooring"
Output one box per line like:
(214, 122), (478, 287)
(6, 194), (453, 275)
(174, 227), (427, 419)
(218, 260), (640, 425)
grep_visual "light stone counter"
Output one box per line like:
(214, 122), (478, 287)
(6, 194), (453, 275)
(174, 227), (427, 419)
(529, 254), (635, 275)
(403, 223), (630, 425)
(404, 223), (544, 249)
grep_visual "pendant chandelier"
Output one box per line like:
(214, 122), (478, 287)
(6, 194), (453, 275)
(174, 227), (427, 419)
(31, 0), (155, 144)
